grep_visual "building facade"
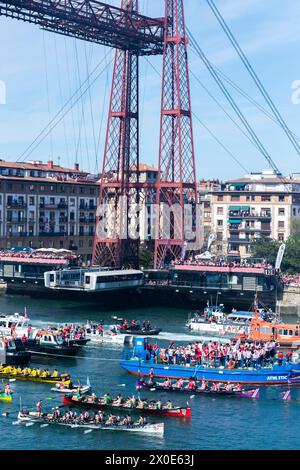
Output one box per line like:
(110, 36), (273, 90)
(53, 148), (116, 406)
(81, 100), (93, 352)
(0, 160), (99, 262)
(211, 170), (300, 258)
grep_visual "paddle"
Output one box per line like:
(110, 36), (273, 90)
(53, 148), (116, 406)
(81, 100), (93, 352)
(84, 429), (93, 434)
(9, 379), (16, 383)
(150, 388), (156, 392)
(12, 421), (20, 425)
(40, 424), (49, 428)
(25, 422), (34, 427)
(118, 384), (126, 387)
(190, 395), (195, 399)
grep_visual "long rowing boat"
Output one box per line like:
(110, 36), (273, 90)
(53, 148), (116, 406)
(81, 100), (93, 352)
(17, 411), (164, 435)
(63, 395), (191, 418)
(135, 380), (260, 399)
(0, 371), (70, 385)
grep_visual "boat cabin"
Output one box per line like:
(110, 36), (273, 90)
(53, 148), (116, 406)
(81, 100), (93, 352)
(0, 313), (30, 336)
(34, 330), (64, 346)
(248, 314), (300, 347)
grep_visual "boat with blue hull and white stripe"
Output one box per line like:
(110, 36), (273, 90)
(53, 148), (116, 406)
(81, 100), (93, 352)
(120, 338), (300, 386)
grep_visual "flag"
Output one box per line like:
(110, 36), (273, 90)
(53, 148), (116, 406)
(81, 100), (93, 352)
(24, 307), (28, 319)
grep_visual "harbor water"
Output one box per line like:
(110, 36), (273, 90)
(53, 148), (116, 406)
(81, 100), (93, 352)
(0, 295), (300, 450)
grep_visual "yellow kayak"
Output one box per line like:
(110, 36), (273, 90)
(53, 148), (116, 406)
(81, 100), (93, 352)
(0, 393), (12, 402)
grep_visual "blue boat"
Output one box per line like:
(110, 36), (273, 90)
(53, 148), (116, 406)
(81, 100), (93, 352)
(120, 338), (300, 386)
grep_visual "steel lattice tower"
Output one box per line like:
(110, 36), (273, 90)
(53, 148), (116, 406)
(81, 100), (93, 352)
(93, 0), (141, 268)
(154, 0), (197, 269)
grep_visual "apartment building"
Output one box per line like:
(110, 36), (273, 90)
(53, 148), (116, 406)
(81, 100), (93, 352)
(198, 180), (221, 250)
(0, 160), (99, 262)
(211, 170), (300, 258)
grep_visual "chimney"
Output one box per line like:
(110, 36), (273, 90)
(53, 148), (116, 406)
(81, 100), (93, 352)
(74, 163), (79, 171)
(47, 160), (54, 169)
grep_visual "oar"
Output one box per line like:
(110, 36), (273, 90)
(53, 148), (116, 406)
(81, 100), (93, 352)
(25, 422), (34, 427)
(190, 395), (195, 399)
(150, 388), (156, 392)
(118, 384), (126, 387)
(9, 379), (16, 383)
(84, 429), (93, 434)
(12, 421), (20, 425)
(40, 424), (49, 428)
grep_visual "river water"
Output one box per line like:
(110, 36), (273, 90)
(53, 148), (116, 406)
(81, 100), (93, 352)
(0, 294), (299, 450)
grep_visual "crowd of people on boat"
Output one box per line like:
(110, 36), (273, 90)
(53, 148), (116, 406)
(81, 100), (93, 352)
(119, 320), (153, 332)
(0, 365), (68, 379)
(143, 376), (244, 393)
(171, 257), (273, 270)
(30, 403), (148, 427)
(144, 338), (292, 369)
(73, 392), (174, 411)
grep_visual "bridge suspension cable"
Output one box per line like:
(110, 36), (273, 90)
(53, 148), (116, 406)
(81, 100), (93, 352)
(205, 0), (300, 158)
(187, 27), (282, 178)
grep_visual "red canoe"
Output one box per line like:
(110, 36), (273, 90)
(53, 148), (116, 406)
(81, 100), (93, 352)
(63, 396), (191, 418)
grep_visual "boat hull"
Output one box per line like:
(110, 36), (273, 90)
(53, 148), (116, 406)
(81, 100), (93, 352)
(0, 372), (70, 384)
(121, 359), (300, 385)
(0, 393), (12, 402)
(62, 396), (191, 418)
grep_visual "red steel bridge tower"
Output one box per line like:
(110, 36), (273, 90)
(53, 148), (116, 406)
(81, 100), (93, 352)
(154, 0), (198, 269)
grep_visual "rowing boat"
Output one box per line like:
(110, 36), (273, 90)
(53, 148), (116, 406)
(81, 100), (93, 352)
(63, 395), (191, 418)
(51, 385), (90, 395)
(135, 380), (260, 399)
(17, 411), (164, 435)
(0, 371), (70, 385)
(0, 393), (12, 402)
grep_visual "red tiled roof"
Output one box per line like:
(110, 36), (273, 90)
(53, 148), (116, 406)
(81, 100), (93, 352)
(0, 175), (99, 185)
(0, 160), (87, 174)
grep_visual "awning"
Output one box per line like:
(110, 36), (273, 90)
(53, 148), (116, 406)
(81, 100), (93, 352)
(228, 205), (250, 211)
(229, 182), (247, 187)
(228, 219), (242, 224)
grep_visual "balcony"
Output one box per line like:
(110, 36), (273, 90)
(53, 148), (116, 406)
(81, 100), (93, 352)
(39, 231), (68, 237)
(39, 203), (68, 209)
(7, 218), (27, 223)
(6, 200), (27, 209)
(79, 217), (96, 223)
(59, 217), (68, 223)
(79, 204), (96, 211)
(7, 232), (28, 237)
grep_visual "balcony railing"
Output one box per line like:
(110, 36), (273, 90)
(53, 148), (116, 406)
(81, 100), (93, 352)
(39, 231), (68, 237)
(6, 201), (27, 209)
(7, 218), (27, 223)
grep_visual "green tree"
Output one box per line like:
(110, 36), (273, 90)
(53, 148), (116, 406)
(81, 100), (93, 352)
(251, 238), (280, 265)
(139, 242), (154, 269)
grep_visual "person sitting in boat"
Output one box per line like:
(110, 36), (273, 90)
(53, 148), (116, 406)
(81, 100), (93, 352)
(234, 383), (243, 392)
(102, 393), (111, 405)
(83, 411), (90, 422)
(163, 400), (173, 410)
(225, 382), (233, 392)
(112, 394), (123, 407)
(174, 378), (184, 389)
(147, 368), (155, 385)
(131, 320), (137, 330)
(134, 415), (146, 427)
(40, 370), (48, 378)
(198, 379), (208, 391)
(4, 384), (12, 395)
(187, 379), (196, 390)
(162, 378), (172, 389)
(52, 369), (59, 378)
(30, 369), (37, 377)
(211, 382), (220, 392)
(136, 398), (147, 409)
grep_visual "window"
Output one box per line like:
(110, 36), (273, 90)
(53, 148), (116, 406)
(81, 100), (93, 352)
(279, 195), (285, 202)
(85, 276), (90, 285)
(261, 195), (271, 202)
(59, 240), (64, 247)
(217, 207), (223, 215)
(217, 220), (223, 227)
(70, 198), (75, 207)
(216, 232), (223, 241)
(231, 195), (240, 201)
(278, 221), (285, 228)
(29, 197), (34, 206)
(278, 233), (284, 241)
(90, 188), (95, 195)
(79, 240), (84, 247)
(89, 240), (93, 247)
(79, 226), (84, 236)
(217, 195), (223, 201)
(278, 208), (285, 216)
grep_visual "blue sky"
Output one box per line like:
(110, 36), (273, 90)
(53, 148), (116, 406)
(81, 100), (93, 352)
(0, 0), (300, 180)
